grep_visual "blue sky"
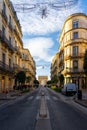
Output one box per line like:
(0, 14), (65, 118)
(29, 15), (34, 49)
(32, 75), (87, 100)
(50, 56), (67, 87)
(11, 0), (87, 80)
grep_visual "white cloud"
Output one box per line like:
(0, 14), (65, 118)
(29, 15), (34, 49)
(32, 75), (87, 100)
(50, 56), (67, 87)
(11, 0), (80, 35)
(23, 37), (54, 62)
(10, 0), (83, 78)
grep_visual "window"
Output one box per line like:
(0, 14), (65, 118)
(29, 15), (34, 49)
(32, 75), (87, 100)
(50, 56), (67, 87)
(73, 21), (78, 28)
(3, 2), (6, 14)
(73, 60), (78, 71)
(2, 53), (5, 66)
(9, 36), (11, 45)
(22, 64), (25, 68)
(2, 26), (5, 37)
(22, 54), (25, 58)
(9, 15), (12, 25)
(73, 32), (78, 39)
(9, 59), (11, 68)
(73, 46), (78, 56)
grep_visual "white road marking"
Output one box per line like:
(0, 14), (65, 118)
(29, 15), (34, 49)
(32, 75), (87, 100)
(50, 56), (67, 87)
(36, 96), (40, 100)
(52, 96), (58, 101)
(27, 96), (33, 100)
(46, 96), (50, 100)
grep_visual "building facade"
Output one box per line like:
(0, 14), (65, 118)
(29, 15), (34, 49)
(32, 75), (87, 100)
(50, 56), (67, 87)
(0, 0), (36, 93)
(38, 76), (48, 85)
(51, 52), (59, 80)
(21, 49), (36, 85)
(59, 13), (87, 89)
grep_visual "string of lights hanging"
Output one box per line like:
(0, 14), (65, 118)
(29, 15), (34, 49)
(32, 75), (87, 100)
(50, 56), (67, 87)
(12, 0), (79, 19)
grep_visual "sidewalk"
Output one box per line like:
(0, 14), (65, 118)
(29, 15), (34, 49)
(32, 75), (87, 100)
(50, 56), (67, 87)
(0, 88), (37, 108)
(74, 90), (87, 108)
(0, 91), (20, 106)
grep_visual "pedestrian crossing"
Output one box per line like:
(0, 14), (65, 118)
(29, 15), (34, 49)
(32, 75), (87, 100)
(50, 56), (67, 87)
(27, 95), (59, 101)
(27, 96), (33, 100)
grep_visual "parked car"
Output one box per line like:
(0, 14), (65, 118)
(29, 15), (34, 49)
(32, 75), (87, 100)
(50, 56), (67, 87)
(61, 83), (77, 95)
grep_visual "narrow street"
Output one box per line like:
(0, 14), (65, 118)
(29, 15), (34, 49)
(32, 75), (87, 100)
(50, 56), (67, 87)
(0, 89), (40, 130)
(47, 88), (87, 130)
(0, 87), (87, 130)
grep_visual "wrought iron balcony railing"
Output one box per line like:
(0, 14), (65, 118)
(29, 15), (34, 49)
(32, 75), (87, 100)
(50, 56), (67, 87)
(2, 10), (8, 24)
(8, 23), (13, 32)
(0, 30), (14, 52)
(64, 53), (84, 60)
(0, 61), (14, 73)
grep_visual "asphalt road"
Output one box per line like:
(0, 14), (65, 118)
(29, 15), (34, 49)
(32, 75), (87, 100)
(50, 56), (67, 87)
(46, 88), (87, 130)
(0, 87), (87, 130)
(0, 89), (40, 130)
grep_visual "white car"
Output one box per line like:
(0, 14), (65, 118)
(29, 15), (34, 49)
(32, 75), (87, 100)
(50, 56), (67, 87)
(61, 83), (77, 95)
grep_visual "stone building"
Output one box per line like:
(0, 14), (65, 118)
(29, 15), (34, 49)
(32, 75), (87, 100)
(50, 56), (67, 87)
(0, 0), (36, 93)
(58, 13), (87, 89)
(38, 76), (48, 85)
(50, 52), (59, 80)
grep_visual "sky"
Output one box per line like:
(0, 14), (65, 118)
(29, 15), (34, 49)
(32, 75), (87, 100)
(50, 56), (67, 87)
(10, 0), (87, 80)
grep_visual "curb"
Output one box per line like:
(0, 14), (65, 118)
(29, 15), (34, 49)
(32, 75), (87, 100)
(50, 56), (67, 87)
(74, 99), (87, 108)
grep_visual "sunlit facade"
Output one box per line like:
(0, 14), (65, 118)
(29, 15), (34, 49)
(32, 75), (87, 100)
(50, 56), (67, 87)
(21, 49), (36, 85)
(0, 0), (36, 93)
(38, 76), (48, 85)
(59, 13), (87, 89)
(51, 53), (59, 79)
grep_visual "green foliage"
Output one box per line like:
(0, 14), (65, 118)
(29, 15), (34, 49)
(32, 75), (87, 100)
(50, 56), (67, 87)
(51, 86), (61, 93)
(16, 71), (26, 84)
(51, 75), (58, 84)
(58, 74), (64, 83)
(26, 76), (31, 83)
(22, 88), (30, 93)
(83, 49), (87, 76)
(47, 80), (52, 87)
(47, 80), (52, 85)
(34, 79), (39, 87)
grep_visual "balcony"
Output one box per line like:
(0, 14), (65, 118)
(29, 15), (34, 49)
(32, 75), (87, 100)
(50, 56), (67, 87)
(22, 56), (29, 61)
(59, 59), (64, 67)
(0, 61), (14, 73)
(64, 68), (84, 75)
(14, 46), (22, 57)
(2, 10), (8, 24)
(22, 68), (31, 73)
(64, 53), (84, 60)
(13, 64), (21, 71)
(65, 38), (87, 47)
(0, 30), (14, 52)
(13, 27), (23, 46)
(8, 23), (13, 32)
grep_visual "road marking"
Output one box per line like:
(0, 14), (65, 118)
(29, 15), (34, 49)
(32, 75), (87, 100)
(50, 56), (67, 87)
(52, 96), (58, 101)
(36, 96), (40, 100)
(46, 96), (50, 100)
(27, 96), (33, 100)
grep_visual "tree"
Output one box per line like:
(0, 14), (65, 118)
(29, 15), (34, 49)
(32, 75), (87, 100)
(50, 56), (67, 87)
(34, 79), (39, 87)
(26, 76), (31, 84)
(16, 71), (26, 85)
(47, 80), (52, 87)
(51, 75), (58, 85)
(58, 74), (64, 87)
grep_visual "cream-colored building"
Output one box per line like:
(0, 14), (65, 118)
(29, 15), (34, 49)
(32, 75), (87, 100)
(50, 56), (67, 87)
(38, 76), (48, 85)
(0, 0), (21, 92)
(0, 0), (36, 93)
(59, 13), (87, 89)
(51, 52), (59, 79)
(21, 49), (36, 85)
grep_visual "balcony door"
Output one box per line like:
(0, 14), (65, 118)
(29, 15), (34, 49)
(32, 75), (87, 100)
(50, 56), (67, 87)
(1, 76), (5, 92)
(2, 53), (5, 67)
